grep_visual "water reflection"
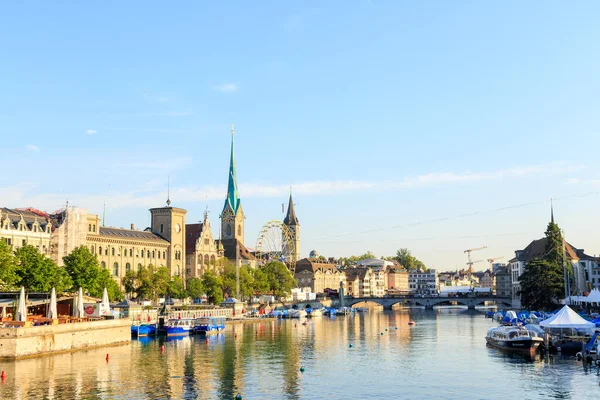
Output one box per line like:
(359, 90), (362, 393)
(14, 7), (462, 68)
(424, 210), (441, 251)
(1, 310), (600, 399)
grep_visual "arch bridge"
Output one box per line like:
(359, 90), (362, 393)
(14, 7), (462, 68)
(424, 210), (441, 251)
(345, 296), (512, 310)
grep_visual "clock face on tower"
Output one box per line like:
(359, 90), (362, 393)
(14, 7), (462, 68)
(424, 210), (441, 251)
(175, 223), (181, 233)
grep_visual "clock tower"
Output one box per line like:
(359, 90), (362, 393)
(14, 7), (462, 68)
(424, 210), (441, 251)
(220, 125), (245, 245)
(150, 198), (187, 278)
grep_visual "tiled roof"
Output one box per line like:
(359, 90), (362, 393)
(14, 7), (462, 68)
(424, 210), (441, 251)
(515, 237), (584, 263)
(98, 227), (168, 243)
(1, 207), (51, 228)
(296, 258), (338, 274)
(185, 223), (204, 253)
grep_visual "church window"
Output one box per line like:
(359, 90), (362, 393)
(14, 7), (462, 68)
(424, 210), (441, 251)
(126, 263), (131, 273)
(210, 255), (215, 264)
(160, 224), (164, 234)
(93, 224), (96, 232)
(147, 250), (150, 258)
(101, 261), (106, 269)
(238, 225), (241, 236)
(137, 263), (142, 271)
(88, 224), (91, 232)
(158, 251), (161, 259)
(91, 246), (95, 255)
(198, 256), (202, 265)
(152, 251), (155, 258)
(129, 248), (132, 257)
(113, 262), (119, 276)
(99, 246), (102, 255)
(163, 251), (166, 259)
(226, 224), (232, 237)
(204, 255), (209, 265)
(204, 238), (209, 245)
(112, 247), (115, 256)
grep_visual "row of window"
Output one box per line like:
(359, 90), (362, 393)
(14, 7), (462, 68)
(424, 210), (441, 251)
(98, 261), (181, 277)
(88, 224), (97, 232)
(1, 222), (50, 233)
(91, 245), (167, 259)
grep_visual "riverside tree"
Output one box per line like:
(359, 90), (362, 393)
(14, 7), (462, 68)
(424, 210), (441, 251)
(63, 246), (122, 300)
(15, 245), (72, 293)
(186, 277), (204, 301)
(394, 248), (426, 271)
(202, 270), (224, 304)
(0, 240), (20, 290)
(262, 261), (296, 298)
(518, 219), (568, 310)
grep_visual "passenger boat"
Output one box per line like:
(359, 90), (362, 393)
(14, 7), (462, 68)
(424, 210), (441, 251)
(165, 318), (194, 336)
(485, 326), (543, 353)
(193, 317), (225, 335)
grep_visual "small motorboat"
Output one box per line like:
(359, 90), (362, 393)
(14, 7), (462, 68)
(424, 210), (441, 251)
(408, 320), (416, 326)
(131, 324), (156, 337)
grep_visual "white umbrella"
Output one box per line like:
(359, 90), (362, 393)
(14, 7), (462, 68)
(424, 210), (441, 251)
(16, 287), (27, 322)
(73, 287), (84, 318)
(102, 287), (110, 310)
(47, 288), (58, 319)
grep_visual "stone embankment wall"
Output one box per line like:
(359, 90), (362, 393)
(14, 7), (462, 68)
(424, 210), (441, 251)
(0, 319), (131, 359)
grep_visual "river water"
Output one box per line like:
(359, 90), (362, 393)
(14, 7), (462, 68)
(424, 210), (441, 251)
(1, 308), (599, 399)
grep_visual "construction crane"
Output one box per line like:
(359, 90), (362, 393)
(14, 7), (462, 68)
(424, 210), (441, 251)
(464, 246), (487, 275)
(487, 256), (504, 271)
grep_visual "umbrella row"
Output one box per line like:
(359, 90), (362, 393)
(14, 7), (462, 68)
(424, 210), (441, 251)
(14, 287), (110, 323)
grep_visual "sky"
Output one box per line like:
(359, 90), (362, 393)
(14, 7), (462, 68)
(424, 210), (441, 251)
(2, 1), (600, 271)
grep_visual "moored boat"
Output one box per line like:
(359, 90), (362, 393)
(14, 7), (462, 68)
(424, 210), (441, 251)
(165, 318), (194, 337)
(194, 317), (225, 335)
(307, 308), (323, 317)
(485, 326), (543, 354)
(131, 324), (156, 337)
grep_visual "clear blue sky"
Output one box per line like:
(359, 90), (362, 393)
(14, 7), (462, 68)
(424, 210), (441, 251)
(2, 1), (600, 270)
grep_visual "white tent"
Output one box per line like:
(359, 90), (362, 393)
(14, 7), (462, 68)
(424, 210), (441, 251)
(16, 287), (27, 322)
(539, 305), (595, 329)
(583, 289), (600, 305)
(47, 287), (58, 319)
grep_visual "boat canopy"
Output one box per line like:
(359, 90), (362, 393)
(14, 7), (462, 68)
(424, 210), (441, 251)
(539, 305), (595, 329)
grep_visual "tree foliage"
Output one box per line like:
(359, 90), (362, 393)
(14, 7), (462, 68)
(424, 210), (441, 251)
(63, 246), (123, 300)
(262, 261), (296, 298)
(395, 248), (426, 271)
(202, 270), (224, 304)
(16, 245), (72, 293)
(519, 259), (563, 310)
(186, 277), (204, 300)
(221, 263), (255, 301)
(519, 220), (569, 310)
(0, 240), (21, 290)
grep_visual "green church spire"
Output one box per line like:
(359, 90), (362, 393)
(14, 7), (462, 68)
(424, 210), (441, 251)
(223, 124), (241, 214)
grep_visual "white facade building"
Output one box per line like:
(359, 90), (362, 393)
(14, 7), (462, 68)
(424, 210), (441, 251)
(408, 270), (438, 295)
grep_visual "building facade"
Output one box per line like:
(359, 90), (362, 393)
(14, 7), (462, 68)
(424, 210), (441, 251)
(493, 266), (511, 297)
(408, 270), (438, 295)
(0, 207), (53, 254)
(185, 211), (224, 278)
(386, 268), (409, 295)
(295, 258), (343, 294)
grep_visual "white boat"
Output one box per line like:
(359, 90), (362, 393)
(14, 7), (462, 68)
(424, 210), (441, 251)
(289, 310), (307, 318)
(336, 307), (353, 315)
(307, 308), (323, 317)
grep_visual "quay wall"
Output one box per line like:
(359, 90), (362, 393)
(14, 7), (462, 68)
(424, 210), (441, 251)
(0, 319), (131, 360)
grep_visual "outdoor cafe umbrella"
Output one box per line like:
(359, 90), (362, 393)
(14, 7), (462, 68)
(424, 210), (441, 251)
(102, 287), (110, 312)
(47, 287), (58, 319)
(73, 287), (84, 318)
(16, 286), (27, 322)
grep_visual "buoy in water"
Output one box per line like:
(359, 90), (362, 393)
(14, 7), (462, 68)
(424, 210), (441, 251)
(235, 393), (243, 400)
(349, 344), (353, 348)
(160, 345), (165, 354)
(380, 332), (384, 335)
(300, 367), (305, 373)
(385, 328), (388, 331)
(395, 327), (398, 330)
(106, 354), (110, 362)
(1, 371), (5, 379)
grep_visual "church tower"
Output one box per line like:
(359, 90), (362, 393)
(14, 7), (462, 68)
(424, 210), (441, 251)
(283, 191), (300, 262)
(150, 193), (187, 278)
(220, 125), (245, 245)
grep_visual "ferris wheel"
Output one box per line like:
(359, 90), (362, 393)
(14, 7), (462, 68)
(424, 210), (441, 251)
(255, 220), (296, 274)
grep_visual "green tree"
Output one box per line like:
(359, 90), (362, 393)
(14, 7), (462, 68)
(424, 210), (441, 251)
(262, 261), (296, 298)
(519, 258), (563, 310)
(122, 270), (139, 298)
(186, 277), (204, 300)
(221, 263), (255, 301)
(168, 275), (187, 299)
(16, 245), (72, 293)
(64, 246), (122, 300)
(152, 267), (171, 299)
(395, 248), (426, 271)
(252, 268), (270, 295)
(0, 240), (21, 290)
(202, 270), (224, 304)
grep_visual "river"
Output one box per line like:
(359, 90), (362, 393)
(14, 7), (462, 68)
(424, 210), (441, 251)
(0, 308), (599, 399)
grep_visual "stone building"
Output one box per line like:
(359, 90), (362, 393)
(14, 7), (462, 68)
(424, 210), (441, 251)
(85, 202), (187, 282)
(295, 258), (343, 294)
(0, 207), (53, 254)
(386, 268), (410, 295)
(408, 270), (438, 295)
(493, 266), (511, 297)
(185, 210), (224, 278)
